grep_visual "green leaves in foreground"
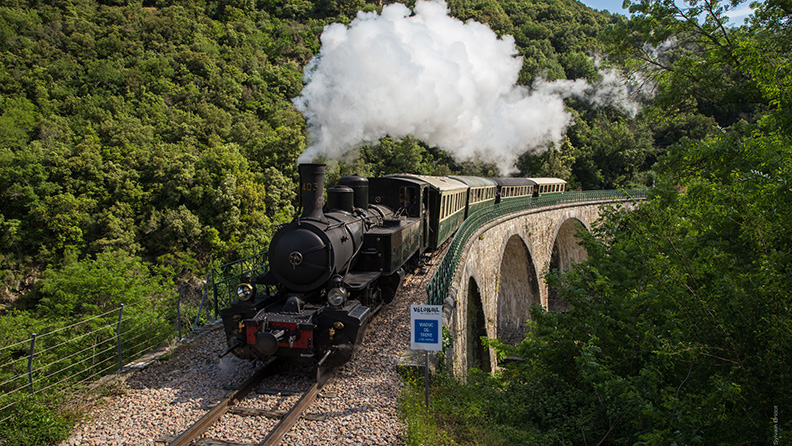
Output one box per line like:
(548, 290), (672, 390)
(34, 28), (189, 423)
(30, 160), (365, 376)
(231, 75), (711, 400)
(494, 129), (791, 443)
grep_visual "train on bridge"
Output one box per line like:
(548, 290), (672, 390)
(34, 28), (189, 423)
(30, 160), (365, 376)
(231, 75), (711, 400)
(220, 163), (566, 368)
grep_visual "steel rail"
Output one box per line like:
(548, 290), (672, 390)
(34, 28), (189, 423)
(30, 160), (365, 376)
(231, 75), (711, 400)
(167, 364), (272, 446)
(258, 367), (335, 445)
(258, 379), (323, 445)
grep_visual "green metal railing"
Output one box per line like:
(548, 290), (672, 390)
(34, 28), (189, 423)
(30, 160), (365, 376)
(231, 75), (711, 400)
(425, 189), (648, 305)
(209, 250), (269, 318)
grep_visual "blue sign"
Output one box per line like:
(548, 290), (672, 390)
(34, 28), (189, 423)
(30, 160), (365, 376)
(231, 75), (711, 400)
(414, 319), (439, 344)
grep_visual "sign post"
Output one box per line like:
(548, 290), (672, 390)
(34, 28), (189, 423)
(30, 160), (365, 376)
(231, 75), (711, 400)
(410, 305), (443, 410)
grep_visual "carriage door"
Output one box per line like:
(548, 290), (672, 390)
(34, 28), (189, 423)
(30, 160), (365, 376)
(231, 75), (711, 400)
(421, 186), (430, 251)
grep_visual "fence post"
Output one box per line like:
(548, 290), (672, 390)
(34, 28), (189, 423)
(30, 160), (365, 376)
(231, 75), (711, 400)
(177, 283), (184, 339)
(28, 333), (37, 395)
(116, 304), (124, 373)
(212, 268), (219, 320)
(195, 270), (211, 330)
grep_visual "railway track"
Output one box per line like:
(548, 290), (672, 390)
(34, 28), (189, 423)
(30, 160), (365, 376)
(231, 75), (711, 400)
(163, 361), (334, 446)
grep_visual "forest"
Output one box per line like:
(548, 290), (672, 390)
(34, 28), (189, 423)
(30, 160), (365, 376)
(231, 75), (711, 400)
(0, 0), (789, 443)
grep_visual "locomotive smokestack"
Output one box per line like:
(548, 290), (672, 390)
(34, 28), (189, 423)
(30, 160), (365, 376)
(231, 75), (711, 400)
(299, 163), (326, 222)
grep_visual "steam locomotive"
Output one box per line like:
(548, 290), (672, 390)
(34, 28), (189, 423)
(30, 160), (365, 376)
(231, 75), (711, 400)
(220, 163), (566, 368)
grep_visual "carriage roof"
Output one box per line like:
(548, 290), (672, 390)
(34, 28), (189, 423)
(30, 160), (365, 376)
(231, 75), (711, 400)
(489, 177), (537, 187)
(529, 177), (567, 185)
(389, 174), (468, 192)
(448, 176), (497, 188)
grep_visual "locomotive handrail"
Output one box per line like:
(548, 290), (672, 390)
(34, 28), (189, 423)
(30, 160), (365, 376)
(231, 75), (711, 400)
(209, 250), (270, 319)
(425, 189), (649, 305)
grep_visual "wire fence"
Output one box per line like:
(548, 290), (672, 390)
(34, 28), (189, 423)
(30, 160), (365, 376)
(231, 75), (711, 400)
(0, 283), (211, 427)
(426, 189), (649, 305)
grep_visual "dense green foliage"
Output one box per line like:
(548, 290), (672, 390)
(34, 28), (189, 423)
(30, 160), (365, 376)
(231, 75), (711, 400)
(403, 0), (791, 444)
(0, 0), (315, 295)
(0, 0), (633, 303)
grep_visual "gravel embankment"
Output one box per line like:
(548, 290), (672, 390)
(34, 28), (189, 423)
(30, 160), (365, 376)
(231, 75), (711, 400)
(61, 257), (438, 446)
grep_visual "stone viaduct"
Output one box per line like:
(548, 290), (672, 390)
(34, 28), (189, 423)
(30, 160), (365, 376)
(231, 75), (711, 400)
(437, 198), (641, 380)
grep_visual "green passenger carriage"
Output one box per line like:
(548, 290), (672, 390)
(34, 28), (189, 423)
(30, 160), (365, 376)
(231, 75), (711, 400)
(449, 176), (497, 217)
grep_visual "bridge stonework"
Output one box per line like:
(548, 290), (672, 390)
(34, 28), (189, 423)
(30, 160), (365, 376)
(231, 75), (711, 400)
(440, 200), (632, 380)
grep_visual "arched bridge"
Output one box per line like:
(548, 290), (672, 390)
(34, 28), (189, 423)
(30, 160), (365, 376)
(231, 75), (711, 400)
(425, 191), (646, 380)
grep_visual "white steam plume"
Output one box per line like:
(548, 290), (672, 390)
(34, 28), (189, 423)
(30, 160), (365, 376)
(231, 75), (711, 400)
(293, 0), (639, 172)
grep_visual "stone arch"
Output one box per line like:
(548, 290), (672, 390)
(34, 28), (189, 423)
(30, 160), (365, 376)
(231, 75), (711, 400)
(548, 217), (590, 311)
(496, 234), (540, 344)
(466, 277), (491, 373)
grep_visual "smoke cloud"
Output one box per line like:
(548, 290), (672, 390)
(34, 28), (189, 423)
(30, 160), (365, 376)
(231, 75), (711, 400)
(293, 0), (638, 173)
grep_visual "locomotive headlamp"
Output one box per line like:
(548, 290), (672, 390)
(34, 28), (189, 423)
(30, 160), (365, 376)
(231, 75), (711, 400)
(236, 283), (256, 301)
(327, 287), (348, 306)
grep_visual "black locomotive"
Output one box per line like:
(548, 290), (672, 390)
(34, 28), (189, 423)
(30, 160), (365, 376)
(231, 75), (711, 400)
(220, 163), (567, 368)
(220, 164), (423, 368)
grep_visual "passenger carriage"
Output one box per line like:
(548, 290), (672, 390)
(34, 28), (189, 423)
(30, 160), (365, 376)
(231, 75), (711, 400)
(531, 178), (567, 197)
(449, 176), (497, 218)
(490, 177), (536, 205)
